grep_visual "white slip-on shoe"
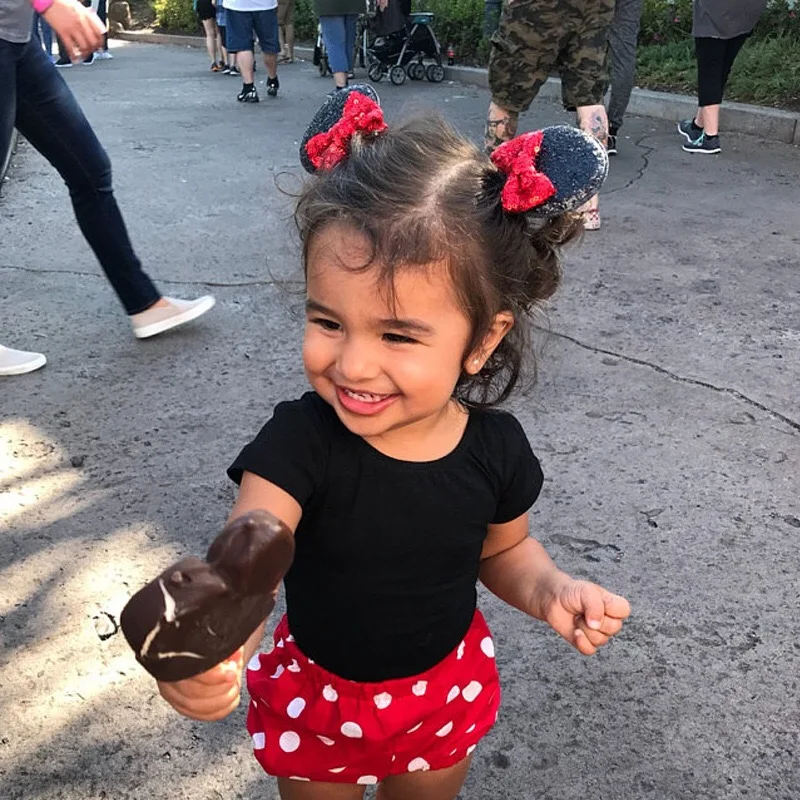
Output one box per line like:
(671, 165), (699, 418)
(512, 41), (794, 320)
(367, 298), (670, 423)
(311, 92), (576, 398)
(131, 295), (216, 339)
(0, 345), (47, 376)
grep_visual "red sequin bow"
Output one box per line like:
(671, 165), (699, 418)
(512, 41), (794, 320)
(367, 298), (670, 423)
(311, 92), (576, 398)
(490, 131), (556, 213)
(305, 92), (388, 170)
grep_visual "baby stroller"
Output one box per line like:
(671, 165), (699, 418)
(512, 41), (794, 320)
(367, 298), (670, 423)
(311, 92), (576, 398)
(367, 11), (445, 86)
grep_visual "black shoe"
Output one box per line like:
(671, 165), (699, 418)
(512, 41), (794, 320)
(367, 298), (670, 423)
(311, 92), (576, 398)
(678, 118), (703, 142)
(237, 84), (259, 103)
(82, 52), (95, 65)
(228, 65), (240, 76)
(266, 76), (279, 97)
(606, 134), (617, 156)
(682, 132), (721, 154)
(54, 57), (73, 68)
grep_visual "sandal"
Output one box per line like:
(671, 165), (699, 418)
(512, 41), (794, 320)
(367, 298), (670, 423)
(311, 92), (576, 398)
(581, 208), (601, 231)
(278, 55), (294, 64)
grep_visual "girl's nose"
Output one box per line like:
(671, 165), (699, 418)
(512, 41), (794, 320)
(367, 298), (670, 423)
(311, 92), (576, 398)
(336, 340), (379, 383)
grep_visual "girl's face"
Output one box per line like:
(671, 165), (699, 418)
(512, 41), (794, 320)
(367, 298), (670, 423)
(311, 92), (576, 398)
(303, 224), (479, 452)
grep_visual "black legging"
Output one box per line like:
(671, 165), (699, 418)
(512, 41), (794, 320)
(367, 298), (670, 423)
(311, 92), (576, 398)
(695, 32), (749, 107)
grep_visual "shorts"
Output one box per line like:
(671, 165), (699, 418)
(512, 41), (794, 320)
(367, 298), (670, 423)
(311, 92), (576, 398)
(225, 7), (279, 54)
(277, 0), (294, 27)
(246, 610), (501, 785)
(196, 0), (215, 22)
(488, 0), (614, 113)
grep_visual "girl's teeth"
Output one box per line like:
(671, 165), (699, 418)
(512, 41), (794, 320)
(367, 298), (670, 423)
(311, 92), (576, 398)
(344, 389), (384, 402)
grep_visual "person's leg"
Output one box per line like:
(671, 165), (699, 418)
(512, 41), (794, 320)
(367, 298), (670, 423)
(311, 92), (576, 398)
(344, 12), (358, 72)
(14, 40), (160, 314)
(284, 0), (295, 61)
(320, 15), (349, 88)
(485, 0), (559, 153)
(606, 0), (643, 139)
(202, 18), (220, 66)
(560, 0), (614, 225)
(254, 7), (279, 93)
(226, 9), (257, 95)
(689, 36), (726, 139)
(95, 0), (110, 54)
(377, 757), (472, 800)
(41, 17), (54, 57)
(719, 31), (749, 96)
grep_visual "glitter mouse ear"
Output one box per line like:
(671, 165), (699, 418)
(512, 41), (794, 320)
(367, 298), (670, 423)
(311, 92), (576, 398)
(491, 126), (609, 217)
(300, 84), (386, 174)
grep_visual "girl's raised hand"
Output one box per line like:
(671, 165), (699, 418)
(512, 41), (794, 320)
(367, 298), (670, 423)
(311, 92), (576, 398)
(157, 648), (245, 721)
(543, 577), (630, 656)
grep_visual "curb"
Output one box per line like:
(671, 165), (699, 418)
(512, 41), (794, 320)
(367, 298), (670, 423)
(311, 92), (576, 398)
(1, 130), (18, 195)
(116, 31), (800, 145)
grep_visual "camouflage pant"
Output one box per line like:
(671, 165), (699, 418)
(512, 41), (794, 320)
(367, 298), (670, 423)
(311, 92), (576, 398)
(488, 0), (615, 113)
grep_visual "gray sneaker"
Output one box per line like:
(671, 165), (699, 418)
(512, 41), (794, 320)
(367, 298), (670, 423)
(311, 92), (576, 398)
(683, 132), (721, 154)
(678, 119), (703, 142)
(131, 295), (216, 339)
(0, 344), (47, 376)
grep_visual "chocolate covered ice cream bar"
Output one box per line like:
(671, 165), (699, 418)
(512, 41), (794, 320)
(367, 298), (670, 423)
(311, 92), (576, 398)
(120, 510), (295, 682)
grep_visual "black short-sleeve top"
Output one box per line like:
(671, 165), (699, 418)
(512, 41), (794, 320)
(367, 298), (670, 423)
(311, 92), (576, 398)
(228, 392), (543, 682)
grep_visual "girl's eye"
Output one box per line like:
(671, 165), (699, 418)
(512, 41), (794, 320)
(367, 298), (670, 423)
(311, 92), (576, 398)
(383, 333), (418, 345)
(310, 317), (340, 332)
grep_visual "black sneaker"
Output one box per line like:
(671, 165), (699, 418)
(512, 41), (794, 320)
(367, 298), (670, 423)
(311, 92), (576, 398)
(682, 132), (721, 154)
(237, 84), (259, 103)
(606, 134), (617, 156)
(678, 118), (703, 142)
(228, 65), (240, 76)
(82, 52), (95, 65)
(54, 57), (73, 68)
(266, 76), (279, 97)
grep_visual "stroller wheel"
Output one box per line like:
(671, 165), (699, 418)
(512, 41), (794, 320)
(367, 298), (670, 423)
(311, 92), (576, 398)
(368, 62), (384, 82)
(426, 63), (445, 83)
(408, 62), (425, 81)
(389, 65), (407, 86)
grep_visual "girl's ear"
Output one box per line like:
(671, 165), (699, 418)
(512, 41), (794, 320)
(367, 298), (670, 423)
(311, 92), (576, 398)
(464, 312), (514, 374)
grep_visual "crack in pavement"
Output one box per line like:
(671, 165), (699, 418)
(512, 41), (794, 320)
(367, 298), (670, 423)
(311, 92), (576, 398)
(604, 134), (657, 195)
(0, 264), (295, 288)
(544, 326), (800, 433)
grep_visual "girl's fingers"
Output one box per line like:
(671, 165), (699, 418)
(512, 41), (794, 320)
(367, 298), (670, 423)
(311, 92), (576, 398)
(575, 621), (610, 649)
(572, 628), (598, 655)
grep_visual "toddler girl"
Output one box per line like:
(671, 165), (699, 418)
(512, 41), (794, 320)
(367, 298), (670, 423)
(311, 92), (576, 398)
(158, 87), (630, 800)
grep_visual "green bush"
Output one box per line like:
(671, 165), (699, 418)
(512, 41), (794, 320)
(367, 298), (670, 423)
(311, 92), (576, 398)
(413, 0), (488, 65)
(152, 0), (199, 32)
(294, 0), (317, 42)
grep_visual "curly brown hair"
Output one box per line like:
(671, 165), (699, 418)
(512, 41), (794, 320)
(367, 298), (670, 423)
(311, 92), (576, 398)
(296, 114), (581, 407)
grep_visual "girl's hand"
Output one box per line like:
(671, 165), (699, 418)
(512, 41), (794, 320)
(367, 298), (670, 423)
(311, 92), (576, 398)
(157, 648), (245, 721)
(542, 576), (630, 656)
(42, 0), (105, 61)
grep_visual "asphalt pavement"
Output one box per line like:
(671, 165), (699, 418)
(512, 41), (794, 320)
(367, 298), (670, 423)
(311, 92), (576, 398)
(1, 39), (799, 800)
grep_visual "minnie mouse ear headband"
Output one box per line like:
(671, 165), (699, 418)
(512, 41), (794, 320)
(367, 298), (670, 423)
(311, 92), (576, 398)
(299, 85), (608, 218)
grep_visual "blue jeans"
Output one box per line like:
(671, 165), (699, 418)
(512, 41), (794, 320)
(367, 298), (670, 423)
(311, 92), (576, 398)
(0, 38), (159, 314)
(320, 14), (358, 74)
(32, 13), (54, 56)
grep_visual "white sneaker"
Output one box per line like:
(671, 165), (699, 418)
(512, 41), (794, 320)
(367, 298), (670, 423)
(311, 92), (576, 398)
(131, 295), (216, 339)
(0, 345), (47, 376)
(95, 50), (114, 60)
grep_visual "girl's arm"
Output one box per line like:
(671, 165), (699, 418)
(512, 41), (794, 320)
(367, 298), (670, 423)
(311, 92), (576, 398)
(479, 514), (630, 655)
(157, 471), (302, 721)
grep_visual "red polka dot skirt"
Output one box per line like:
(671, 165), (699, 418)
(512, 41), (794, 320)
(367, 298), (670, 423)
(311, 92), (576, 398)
(246, 610), (501, 785)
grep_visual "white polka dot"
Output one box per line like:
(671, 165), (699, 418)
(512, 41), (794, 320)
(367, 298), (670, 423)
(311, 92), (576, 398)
(462, 681), (483, 702)
(407, 722), (423, 734)
(373, 692), (392, 709)
(480, 637), (495, 658)
(286, 634), (295, 642)
(466, 724), (476, 734)
(329, 767), (346, 774)
(247, 655), (262, 671)
(436, 722), (454, 737)
(287, 659), (301, 673)
(317, 735), (335, 746)
(276, 638), (285, 648)
(308, 658), (315, 664)
(391, 755), (396, 762)
(341, 721), (363, 738)
(252, 732), (266, 750)
(286, 697), (306, 719)
(408, 757), (431, 772)
(323, 685), (338, 702)
(449, 749), (458, 757)
(446, 685), (460, 704)
(289, 776), (310, 782)
(279, 731), (301, 753)
(412, 680), (427, 696)
(457, 641), (466, 660)
(357, 776), (378, 785)
(467, 744), (477, 756)
(251, 700), (258, 709)
(270, 664), (285, 680)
